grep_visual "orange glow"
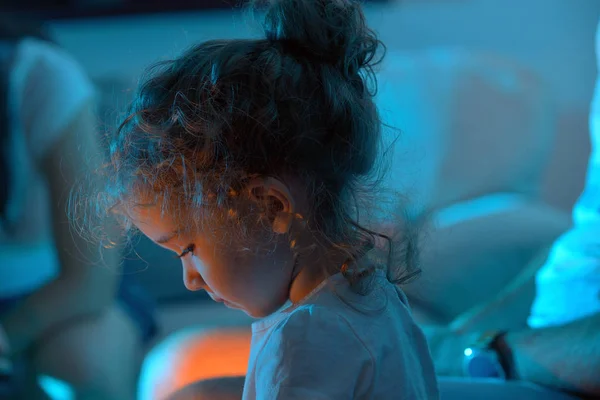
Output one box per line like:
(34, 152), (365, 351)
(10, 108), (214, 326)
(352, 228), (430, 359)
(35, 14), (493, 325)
(171, 329), (252, 394)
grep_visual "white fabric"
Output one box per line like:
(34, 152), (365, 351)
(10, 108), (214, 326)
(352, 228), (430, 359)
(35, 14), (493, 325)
(528, 22), (600, 328)
(242, 271), (439, 400)
(0, 38), (95, 298)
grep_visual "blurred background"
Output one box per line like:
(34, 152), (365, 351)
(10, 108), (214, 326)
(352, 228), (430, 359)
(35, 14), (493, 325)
(1, 0), (600, 398)
(4, 0), (598, 328)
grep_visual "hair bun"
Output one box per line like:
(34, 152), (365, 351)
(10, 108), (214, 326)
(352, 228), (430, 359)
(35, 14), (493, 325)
(262, 0), (384, 77)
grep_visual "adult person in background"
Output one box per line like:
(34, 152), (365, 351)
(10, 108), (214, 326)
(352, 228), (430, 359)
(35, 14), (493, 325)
(0, 15), (152, 400)
(426, 17), (600, 398)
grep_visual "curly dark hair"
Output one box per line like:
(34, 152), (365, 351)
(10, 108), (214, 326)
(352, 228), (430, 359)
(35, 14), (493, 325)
(75, 0), (421, 291)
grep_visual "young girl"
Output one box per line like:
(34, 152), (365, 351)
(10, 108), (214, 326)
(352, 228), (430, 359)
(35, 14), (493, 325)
(85, 0), (439, 398)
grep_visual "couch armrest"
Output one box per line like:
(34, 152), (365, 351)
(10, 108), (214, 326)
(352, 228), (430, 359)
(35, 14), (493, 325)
(402, 194), (571, 324)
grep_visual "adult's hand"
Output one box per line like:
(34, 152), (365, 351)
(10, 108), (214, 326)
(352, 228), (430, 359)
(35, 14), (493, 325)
(423, 326), (480, 377)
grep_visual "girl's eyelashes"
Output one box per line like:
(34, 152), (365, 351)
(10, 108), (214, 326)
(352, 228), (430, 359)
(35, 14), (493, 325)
(176, 244), (195, 259)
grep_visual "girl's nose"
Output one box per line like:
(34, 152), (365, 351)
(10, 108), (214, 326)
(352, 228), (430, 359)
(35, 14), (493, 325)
(181, 259), (205, 291)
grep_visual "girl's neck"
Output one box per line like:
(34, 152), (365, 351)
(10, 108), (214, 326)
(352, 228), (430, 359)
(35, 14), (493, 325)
(288, 264), (326, 304)
(287, 248), (348, 304)
(287, 239), (376, 304)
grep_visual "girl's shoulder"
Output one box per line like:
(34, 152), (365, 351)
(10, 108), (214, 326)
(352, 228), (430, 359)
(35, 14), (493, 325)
(255, 303), (373, 363)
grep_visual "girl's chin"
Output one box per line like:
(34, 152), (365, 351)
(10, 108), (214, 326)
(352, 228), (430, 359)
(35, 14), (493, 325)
(220, 300), (257, 318)
(217, 298), (239, 310)
(244, 300), (290, 319)
(242, 307), (265, 319)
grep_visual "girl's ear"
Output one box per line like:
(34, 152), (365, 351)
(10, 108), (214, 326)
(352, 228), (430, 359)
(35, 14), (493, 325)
(246, 177), (295, 234)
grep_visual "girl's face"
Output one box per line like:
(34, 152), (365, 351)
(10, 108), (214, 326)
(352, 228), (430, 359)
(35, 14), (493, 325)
(128, 203), (297, 318)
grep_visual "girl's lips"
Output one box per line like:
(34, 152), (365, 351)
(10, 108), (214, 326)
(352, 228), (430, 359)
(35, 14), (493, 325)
(209, 294), (237, 309)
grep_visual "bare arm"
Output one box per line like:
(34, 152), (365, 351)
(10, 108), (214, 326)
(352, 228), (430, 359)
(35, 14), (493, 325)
(0, 102), (120, 355)
(452, 246), (600, 395)
(430, 247), (600, 396)
(506, 311), (600, 396)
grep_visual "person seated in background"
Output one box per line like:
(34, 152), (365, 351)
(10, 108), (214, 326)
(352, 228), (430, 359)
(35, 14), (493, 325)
(0, 15), (155, 400)
(425, 18), (600, 398)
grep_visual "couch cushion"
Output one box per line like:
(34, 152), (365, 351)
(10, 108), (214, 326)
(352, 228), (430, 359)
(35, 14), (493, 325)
(400, 193), (570, 322)
(377, 49), (556, 211)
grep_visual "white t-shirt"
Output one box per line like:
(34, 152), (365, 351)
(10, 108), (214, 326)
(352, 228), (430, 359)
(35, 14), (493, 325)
(0, 37), (95, 298)
(528, 21), (600, 328)
(242, 271), (439, 400)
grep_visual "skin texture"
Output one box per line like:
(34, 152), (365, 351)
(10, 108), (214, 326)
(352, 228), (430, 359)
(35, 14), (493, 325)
(128, 177), (337, 319)
(129, 201), (295, 319)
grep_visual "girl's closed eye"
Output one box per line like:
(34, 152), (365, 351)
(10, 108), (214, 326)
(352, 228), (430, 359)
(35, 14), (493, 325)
(176, 244), (195, 259)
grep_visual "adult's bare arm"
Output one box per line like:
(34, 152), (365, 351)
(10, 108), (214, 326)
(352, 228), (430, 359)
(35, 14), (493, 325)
(505, 311), (600, 396)
(430, 248), (600, 397)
